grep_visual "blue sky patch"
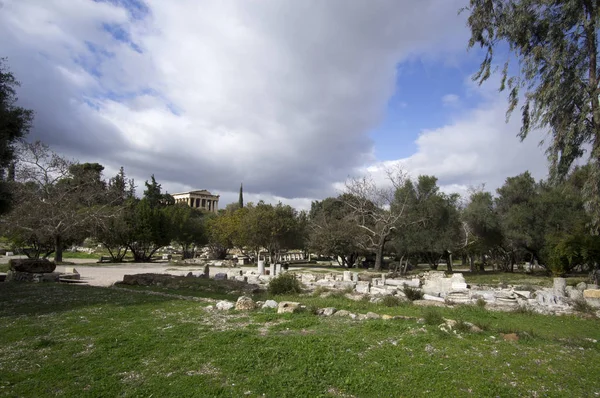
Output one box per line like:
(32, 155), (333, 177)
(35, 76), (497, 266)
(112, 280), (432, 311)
(370, 56), (485, 161)
(94, 0), (149, 20)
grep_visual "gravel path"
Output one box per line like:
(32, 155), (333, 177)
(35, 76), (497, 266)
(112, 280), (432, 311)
(54, 263), (208, 287)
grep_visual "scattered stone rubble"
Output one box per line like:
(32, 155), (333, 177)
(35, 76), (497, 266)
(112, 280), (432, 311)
(200, 267), (600, 315)
(212, 296), (481, 329)
(6, 253), (599, 315)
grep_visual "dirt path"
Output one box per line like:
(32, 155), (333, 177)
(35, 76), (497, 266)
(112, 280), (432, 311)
(54, 263), (208, 287)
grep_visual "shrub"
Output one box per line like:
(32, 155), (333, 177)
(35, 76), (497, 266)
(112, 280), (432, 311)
(543, 232), (600, 276)
(268, 273), (302, 295)
(342, 286), (354, 294)
(573, 299), (595, 314)
(403, 286), (424, 301)
(312, 286), (330, 297)
(473, 320), (490, 331)
(382, 295), (402, 307)
(297, 304), (320, 315)
(423, 308), (444, 326)
(476, 298), (487, 308)
(512, 305), (535, 315)
(328, 291), (347, 299)
(454, 320), (472, 333)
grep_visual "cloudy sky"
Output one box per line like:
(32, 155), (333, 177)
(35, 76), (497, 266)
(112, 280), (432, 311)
(0, 0), (550, 209)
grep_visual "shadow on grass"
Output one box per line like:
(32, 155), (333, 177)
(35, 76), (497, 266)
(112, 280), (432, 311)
(0, 283), (178, 317)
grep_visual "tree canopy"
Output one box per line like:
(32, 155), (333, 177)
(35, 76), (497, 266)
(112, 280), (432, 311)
(0, 59), (34, 213)
(465, 0), (600, 231)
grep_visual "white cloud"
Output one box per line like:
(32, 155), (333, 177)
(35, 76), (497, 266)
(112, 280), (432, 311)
(361, 89), (550, 199)
(0, 0), (469, 204)
(442, 93), (460, 107)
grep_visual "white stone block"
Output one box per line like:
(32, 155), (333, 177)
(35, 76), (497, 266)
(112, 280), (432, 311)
(405, 279), (421, 288)
(315, 279), (336, 288)
(257, 260), (265, 275)
(334, 281), (355, 290)
(513, 290), (531, 299)
(216, 301), (235, 310)
(553, 278), (567, 297)
(384, 279), (405, 286)
(370, 286), (392, 296)
(451, 282), (468, 290)
(423, 294), (445, 302)
(355, 281), (370, 294)
(262, 300), (278, 309)
(343, 271), (352, 281)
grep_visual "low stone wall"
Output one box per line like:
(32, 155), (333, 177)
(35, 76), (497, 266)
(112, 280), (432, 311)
(118, 273), (262, 295)
(6, 271), (60, 282)
(9, 258), (56, 273)
(201, 267), (600, 315)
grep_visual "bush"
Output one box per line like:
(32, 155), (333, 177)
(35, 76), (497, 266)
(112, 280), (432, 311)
(423, 308), (444, 326)
(268, 273), (302, 295)
(403, 286), (424, 301)
(476, 298), (487, 308)
(312, 286), (330, 296)
(512, 305), (535, 315)
(543, 232), (600, 276)
(573, 299), (595, 314)
(382, 295), (402, 307)
(454, 320), (472, 333)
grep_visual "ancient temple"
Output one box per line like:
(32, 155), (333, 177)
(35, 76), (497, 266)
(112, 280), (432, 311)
(172, 190), (219, 213)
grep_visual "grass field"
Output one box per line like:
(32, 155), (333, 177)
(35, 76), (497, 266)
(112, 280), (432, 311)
(1, 282), (600, 397)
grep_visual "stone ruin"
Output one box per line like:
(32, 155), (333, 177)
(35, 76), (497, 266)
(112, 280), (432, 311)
(197, 267), (600, 315)
(3, 259), (81, 283)
(5, 259), (60, 282)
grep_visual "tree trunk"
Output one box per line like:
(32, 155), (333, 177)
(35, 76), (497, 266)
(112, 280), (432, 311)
(401, 257), (410, 275)
(447, 252), (453, 273)
(373, 239), (386, 271)
(54, 235), (63, 263)
(478, 255), (485, 272)
(395, 255), (405, 272)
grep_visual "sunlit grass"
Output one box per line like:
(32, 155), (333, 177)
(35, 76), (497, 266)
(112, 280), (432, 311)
(1, 283), (599, 397)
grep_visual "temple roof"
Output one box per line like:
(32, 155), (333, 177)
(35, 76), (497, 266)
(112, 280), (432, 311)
(172, 189), (219, 197)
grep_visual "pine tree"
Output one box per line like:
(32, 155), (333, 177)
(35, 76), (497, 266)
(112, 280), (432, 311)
(238, 183), (244, 208)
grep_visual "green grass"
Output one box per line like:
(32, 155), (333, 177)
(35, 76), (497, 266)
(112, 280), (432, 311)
(116, 281), (263, 302)
(462, 270), (588, 287)
(61, 251), (138, 261)
(60, 252), (104, 259)
(1, 283), (600, 397)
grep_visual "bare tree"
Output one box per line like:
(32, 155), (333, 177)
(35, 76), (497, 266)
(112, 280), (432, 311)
(342, 168), (412, 271)
(1, 141), (120, 261)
